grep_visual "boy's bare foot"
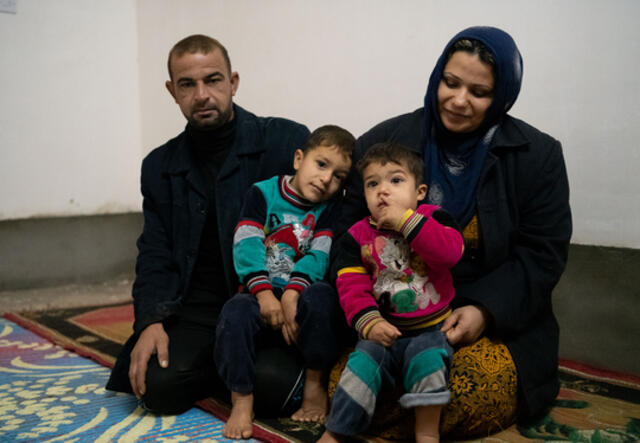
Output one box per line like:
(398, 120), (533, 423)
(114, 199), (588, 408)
(291, 369), (328, 423)
(223, 392), (254, 439)
(317, 430), (342, 443)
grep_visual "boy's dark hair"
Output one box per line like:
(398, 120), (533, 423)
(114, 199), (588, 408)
(304, 125), (355, 159)
(357, 142), (424, 184)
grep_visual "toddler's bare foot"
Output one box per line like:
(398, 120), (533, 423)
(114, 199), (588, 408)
(223, 392), (254, 439)
(291, 369), (328, 423)
(415, 433), (439, 443)
(415, 404), (441, 443)
(317, 430), (342, 443)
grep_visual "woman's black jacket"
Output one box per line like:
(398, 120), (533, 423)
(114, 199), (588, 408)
(337, 109), (572, 418)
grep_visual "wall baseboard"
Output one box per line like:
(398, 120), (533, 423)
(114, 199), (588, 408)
(1, 215), (637, 375)
(0, 213), (142, 291)
(553, 244), (640, 376)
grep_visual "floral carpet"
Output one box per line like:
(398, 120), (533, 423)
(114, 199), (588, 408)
(0, 317), (257, 442)
(4, 304), (640, 442)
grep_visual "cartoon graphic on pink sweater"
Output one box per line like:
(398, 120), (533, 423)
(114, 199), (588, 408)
(337, 204), (463, 331)
(365, 235), (440, 314)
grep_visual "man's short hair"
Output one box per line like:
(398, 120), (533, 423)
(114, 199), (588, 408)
(356, 142), (424, 184)
(168, 34), (232, 79)
(303, 125), (355, 160)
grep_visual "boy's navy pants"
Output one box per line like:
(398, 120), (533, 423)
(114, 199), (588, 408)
(214, 281), (345, 394)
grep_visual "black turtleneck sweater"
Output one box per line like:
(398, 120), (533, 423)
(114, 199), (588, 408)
(181, 119), (236, 324)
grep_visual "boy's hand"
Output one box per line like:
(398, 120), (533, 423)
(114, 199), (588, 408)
(281, 289), (300, 345)
(256, 290), (284, 329)
(367, 320), (402, 347)
(375, 203), (409, 232)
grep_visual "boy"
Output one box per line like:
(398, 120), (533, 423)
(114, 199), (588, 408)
(319, 142), (464, 443)
(215, 125), (355, 439)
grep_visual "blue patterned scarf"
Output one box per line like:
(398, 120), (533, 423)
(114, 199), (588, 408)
(423, 26), (523, 226)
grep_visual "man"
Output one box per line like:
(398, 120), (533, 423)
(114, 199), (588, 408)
(106, 35), (310, 415)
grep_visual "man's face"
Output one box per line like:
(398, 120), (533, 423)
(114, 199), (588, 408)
(166, 49), (239, 130)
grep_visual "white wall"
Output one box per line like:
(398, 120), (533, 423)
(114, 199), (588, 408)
(1, 0), (639, 249)
(0, 0), (142, 220)
(137, 0), (640, 249)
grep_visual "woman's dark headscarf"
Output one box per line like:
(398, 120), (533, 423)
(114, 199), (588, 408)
(423, 26), (523, 227)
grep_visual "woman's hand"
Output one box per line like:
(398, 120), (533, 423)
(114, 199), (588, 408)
(441, 305), (489, 345)
(368, 320), (402, 347)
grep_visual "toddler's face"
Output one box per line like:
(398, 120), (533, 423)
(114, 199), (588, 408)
(362, 161), (426, 223)
(289, 145), (351, 203)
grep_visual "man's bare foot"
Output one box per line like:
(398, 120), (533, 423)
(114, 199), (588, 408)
(223, 392), (254, 439)
(317, 430), (342, 443)
(291, 369), (328, 423)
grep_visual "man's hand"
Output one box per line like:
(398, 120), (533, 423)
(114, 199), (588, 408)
(280, 289), (300, 345)
(367, 320), (402, 347)
(441, 305), (489, 345)
(256, 290), (284, 330)
(129, 322), (169, 398)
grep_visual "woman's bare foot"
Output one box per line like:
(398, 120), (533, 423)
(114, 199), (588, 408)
(317, 430), (342, 442)
(291, 369), (328, 423)
(223, 391), (254, 439)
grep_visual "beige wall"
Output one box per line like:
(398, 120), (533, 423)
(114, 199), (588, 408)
(136, 0), (640, 248)
(1, 0), (639, 249)
(0, 0), (142, 220)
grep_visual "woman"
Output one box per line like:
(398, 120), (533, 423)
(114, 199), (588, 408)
(335, 26), (572, 437)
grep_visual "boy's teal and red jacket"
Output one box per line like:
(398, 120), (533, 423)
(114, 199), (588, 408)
(233, 175), (339, 294)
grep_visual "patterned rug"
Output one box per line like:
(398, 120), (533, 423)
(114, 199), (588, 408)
(0, 316), (259, 442)
(4, 304), (640, 442)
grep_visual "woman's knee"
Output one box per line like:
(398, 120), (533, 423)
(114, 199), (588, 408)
(441, 337), (518, 438)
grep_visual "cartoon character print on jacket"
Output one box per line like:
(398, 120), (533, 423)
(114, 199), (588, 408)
(265, 213), (316, 286)
(363, 234), (440, 313)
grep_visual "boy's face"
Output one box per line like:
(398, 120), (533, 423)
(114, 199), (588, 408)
(362, 160), (427, 223)
(289, 145), (351, 203)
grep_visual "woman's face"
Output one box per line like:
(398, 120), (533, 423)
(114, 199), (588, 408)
(437, 51), (495, 133)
